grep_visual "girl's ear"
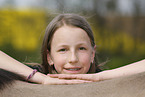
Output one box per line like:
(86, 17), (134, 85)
(47, 50), (54, 66)
(91, 45), (96, 63)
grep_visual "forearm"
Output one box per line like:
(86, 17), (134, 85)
(0, 50), (45, 84)
(100, 59), (145, 80)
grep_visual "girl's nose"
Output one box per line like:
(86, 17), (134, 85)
(68, 51), (78, 64)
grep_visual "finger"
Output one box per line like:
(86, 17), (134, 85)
(58, 74), (79, 79)
(47, 74), (60, 78)
(48, 74), (94, 81)
(48, 74), (76, 79)
(60, 74), (98, 82)
(58, 79), (92, 85)
(58, 74), (90, 80)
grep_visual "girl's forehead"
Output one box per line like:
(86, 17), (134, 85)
(54, 26), (88, 38)
(51, 26), (91, 45)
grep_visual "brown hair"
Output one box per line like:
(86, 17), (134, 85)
(41, 13), (101, 74)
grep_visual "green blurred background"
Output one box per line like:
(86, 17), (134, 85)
(0, 0), (145, 70)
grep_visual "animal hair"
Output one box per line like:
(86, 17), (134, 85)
(0, 69), (25, 90)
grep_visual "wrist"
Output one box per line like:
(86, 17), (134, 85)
(26, 69), (37, 81)
(28, 72), (47, 84)
(99, 69), (124, 80)
(97, 70), (113, 80)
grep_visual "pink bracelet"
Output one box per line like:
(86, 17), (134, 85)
(26, 69), (37, 81)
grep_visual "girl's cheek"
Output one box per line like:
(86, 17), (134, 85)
(54, 54), (67, 65)
(53, 55), (67, 73)
(79, 53), (91, 63)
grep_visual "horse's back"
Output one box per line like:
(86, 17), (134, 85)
(1, 71), (145, 97)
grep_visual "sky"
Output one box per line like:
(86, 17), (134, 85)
(0, 0), (145, 15)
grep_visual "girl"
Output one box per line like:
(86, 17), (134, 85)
(0, 13), (145, 84)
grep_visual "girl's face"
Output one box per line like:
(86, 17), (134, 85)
(47, 25), (96, 74)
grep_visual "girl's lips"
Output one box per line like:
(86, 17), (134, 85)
(63, 67), (82, 74)
(65, 68), (81, 71)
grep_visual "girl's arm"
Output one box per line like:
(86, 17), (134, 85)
(49, 59), (145, 81)
(0, 50), (90, 84)
(0, 50), (46, 84)
(100, 59), (145, 80)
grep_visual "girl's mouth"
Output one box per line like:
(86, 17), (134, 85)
(63, 67), (82, 74)
(65, 68), (81, 71)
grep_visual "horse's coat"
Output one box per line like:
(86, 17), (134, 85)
(0, 69), (145, 97)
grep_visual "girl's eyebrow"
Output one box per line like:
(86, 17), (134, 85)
(56, 44), (69, 48)
(56, 42), (89, 47)
(75, 42), (90, 46)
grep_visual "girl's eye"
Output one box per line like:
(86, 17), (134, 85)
(79, 47), (86, 50)
(58, 48), (67, 52)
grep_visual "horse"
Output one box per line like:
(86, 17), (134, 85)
(0, 69), (145, 97)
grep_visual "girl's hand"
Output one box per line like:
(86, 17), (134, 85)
(42, 76), (92, 85)
(47, 73), (104, 82)
(47, 71), (111, 82)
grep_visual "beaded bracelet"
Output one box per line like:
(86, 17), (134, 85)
(26, 69), (37, 81)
